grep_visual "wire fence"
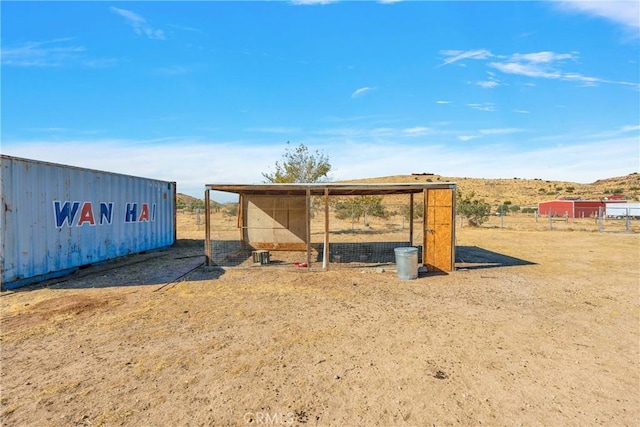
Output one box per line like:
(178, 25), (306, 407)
(180, 203), (639, 270)
(469, 208), (640, 233)
(205, 200), (425, 269)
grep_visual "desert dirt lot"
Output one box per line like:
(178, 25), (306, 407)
(1, 215), (639, 426)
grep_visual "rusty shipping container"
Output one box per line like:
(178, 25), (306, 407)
(1, 155), (176, 290)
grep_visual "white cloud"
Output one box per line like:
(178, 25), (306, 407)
(1, 38), (85, 67)
(476, 80), (499, 89)
(478, 128), (524, 136)
(3, 128), (637, 200)
(456, 127), (524, 141)
(514, 109), (530, 114)
(437, 49), (493, 67)
(490, 54), (638, 88)
(553, 1), (640, 33)
(489, 61), (562, 79)
(152, 66), (192, 76)
(439, 47), (637, 88)
(467, 103), (496, 112)
(351, 86), (374, 98)
(168, 24), (203, 33)
(290, 0), (338, 5)
(24, 127), (69, 133)
(1, 139), (279, 201)
(371, 127), (395, 137)
(562, 73), (602, 86)
(458, 135), (480, 142)
(586, 124), (640, 138)
(1, 39), (117, 69)
(313, 125), (443, 140)
(329, 136), (639, 185)
(473, 70), (501, 88)
(110, 7), (166, 40)
(436, 100), (452, 104)
(510, 51), (578, 63)
(621, 125), (640, 133)
(244, 127), (301, 134)
(403, 127), (431, 136)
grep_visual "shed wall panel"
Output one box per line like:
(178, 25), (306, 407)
(243, 195), (307, 248)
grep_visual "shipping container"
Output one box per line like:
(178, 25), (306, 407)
(1, 155), (176, 290)
(605, 202), (640, 219)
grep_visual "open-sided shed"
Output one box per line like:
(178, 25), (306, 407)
(204, 182), (456, 272)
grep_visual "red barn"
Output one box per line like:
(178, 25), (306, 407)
(538, 200), (606, 218)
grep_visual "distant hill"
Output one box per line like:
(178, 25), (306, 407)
(340, 173), (640, 207)
(176, 193), (203, 207)
(183, 173), (640, 209)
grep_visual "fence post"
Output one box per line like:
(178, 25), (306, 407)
(626, 208), (631, 233)
(597, 207), (603, 232)
(549, 211), (552, 230)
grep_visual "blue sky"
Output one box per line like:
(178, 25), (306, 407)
(2, 1), (639, 199)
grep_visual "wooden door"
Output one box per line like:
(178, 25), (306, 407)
(424, 188), (455, 272)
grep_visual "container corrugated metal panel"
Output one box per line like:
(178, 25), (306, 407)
(606, 202), (640, 217)
(1, 155), (176, 289)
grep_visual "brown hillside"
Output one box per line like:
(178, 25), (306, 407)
(176, 193), (203, 207)
(196, 173), (639, 208)
(340, 173), (640, 207)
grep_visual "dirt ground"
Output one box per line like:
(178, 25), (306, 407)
(1, 221), (639, 426)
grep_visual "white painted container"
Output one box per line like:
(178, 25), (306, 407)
(605, 202), (640, 218)
(1, 155), (176, 289)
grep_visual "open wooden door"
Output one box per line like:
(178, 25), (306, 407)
(423, 187), (455, 272)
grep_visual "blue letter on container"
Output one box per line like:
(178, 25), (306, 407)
(125, 203), (138, 223)
(54, 201), (80, 228)
(100, 202), (114, 225)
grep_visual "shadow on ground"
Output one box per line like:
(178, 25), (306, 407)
(455, 246), (536, 270)
(1, 239), (223, 292)
(2, 242), (536, 293)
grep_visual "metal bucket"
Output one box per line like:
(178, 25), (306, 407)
(394, 247), (419, 280)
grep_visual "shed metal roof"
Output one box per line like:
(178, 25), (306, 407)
(206, 182), (456, 196)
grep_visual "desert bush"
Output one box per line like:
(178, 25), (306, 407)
(457, 191), (491, 226)
(334, 196), (389, 225)
(400, 202), (424, 220)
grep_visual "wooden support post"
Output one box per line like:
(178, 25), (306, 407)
(204, 189), (211, 266)
(422, 189), (428, 267)
(409, 193), (414, 247)
(323, 188), (329, 269)
(306, 189), (311, 268)
(451, 186), (457, 271)
(238, 194), (245, 245)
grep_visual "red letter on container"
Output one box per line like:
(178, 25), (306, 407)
(78, 202), (96, 226)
